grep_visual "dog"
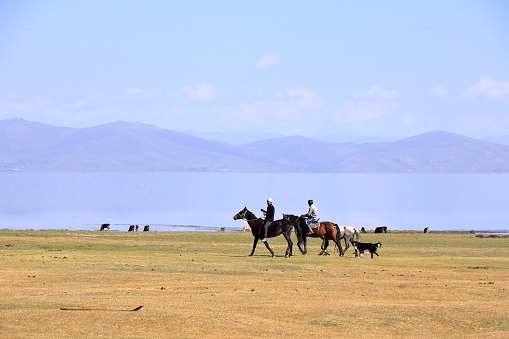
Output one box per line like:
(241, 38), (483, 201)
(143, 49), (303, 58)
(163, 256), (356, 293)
(352, 241), (381, 258)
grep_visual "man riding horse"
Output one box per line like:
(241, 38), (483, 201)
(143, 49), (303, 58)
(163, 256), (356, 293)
(260, 198), (275, 242)
(301, 199), (318, 235)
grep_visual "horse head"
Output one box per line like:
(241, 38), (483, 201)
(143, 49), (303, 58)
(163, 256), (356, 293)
(233, 207), (247, 220)
(233, 207), (257, 221)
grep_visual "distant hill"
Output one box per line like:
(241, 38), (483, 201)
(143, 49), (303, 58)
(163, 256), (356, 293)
(482, 135), (509, 146)
(329, 131), (509, 172)
(2, 118), (509, 172)
(178, 129), (284, 145)
(312, 133), (397, 143)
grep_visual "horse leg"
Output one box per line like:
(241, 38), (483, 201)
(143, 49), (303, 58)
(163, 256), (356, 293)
(295, 226), (307, 254)
(293, 223), (305, 255)
(344, 236), (349, 251)
(249, 237), (259, 257)
(334, 235), (344, 256)
(263, 240), (276, 258)
(283, 232), (293, 258)
(319, 238), (330, 256)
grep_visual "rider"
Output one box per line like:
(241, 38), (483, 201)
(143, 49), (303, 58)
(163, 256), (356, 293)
(260, 198), (275, 242)
(301, 199), (318, 235)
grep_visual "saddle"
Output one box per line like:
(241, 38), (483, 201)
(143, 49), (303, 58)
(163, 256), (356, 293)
(310, 219), (320, 229)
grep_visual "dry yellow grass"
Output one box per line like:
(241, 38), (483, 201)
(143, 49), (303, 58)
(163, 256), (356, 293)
(0, 230), (508, 338)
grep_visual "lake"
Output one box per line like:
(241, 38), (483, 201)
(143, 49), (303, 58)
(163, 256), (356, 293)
(1, 173), (508, 232)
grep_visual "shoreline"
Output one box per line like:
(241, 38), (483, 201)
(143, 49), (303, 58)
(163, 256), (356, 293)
(1, 226), (508, 234)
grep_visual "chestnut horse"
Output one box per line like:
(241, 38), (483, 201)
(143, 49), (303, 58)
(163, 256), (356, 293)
(283, 214), (344, 256)
(233, 207), (294, 258)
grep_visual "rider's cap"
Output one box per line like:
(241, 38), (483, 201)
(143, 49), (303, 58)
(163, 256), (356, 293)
(267, 198), (272, 202)
(308, 199), (313, 204)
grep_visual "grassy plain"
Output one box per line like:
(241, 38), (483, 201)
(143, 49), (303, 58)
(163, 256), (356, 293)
(0, 230), (508, 338)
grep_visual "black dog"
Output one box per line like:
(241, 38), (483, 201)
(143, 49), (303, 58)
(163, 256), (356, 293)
(352, 241), (381, 258)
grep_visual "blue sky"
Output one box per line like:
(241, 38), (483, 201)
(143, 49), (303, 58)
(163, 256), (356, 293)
(1, 0), (508, 139)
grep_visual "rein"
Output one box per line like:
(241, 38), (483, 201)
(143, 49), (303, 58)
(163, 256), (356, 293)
(239, 208), (258, 221)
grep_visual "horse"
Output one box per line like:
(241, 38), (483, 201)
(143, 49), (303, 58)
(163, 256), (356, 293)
(336, 225), (361, 253)
(233, 207), (294, 258)
(283, 214), (344, 256)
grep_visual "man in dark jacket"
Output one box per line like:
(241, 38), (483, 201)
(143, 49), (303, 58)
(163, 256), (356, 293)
(260, 198), (275, 242)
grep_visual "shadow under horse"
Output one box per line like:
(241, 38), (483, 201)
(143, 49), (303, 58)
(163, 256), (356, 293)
(283, 214), (344, 256)
(233, 207), (295, 258)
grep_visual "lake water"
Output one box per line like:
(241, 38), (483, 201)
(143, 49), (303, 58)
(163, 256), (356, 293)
(1, 173), (508, 232)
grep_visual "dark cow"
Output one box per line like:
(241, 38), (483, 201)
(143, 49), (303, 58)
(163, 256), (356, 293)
(128, 225), (135, 232)
(143, 225), (150, 232)
(100, 224), (110, 231)
(424, 227), (429, 234)
(360, 227), (367, 233)
(374, 226), (387, 233)
(352, 241), (381, 258)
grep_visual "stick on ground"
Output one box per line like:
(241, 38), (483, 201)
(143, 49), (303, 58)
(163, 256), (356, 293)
(60, 306), (143, 312)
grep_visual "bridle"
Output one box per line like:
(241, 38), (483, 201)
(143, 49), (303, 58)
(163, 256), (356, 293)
(234, 208), (257, 221)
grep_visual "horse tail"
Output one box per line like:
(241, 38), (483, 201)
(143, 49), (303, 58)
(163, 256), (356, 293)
(294, 221), (302, 238)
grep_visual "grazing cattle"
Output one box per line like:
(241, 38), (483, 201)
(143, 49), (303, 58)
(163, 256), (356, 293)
(243, 225), (251, 232)
(352, 241), (381, 258)
(374, 226), (387, 233)
(135, 225), (139, 231)
(424, 227), (429, 234)
(361, 227), (367, 233)
(128, 225), (135, 232)
(100, 224), (110, 231)
(143, 225), (150, 232)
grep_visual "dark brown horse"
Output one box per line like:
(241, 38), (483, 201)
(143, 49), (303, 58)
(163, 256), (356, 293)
(283, 214), (344, 256)
(233, 207), (294, 258)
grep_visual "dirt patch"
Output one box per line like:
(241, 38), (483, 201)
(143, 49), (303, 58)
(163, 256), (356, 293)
(476, 234), (509, 238)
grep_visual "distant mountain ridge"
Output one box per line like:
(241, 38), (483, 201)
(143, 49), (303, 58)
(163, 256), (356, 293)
(2, 118), (509, 172)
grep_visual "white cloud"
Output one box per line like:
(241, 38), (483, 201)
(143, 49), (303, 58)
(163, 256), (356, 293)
(463, 77), (509, 100)
(125, 87), (163, 99)
(358, 86), (399, 100)
(431, 86), (448, 98)
(256, 54), (280, 69)
(342, 101), (397, 123)
(336, 85), (399, 126)
(72, 93), (102, 109)
(285, 88), (323, 107)
(126, 87), (143, 95)
(176, 84), (216, 102)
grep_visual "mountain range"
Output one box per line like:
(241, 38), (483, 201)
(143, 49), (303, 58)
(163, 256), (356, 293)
(2, 118), (509, 173)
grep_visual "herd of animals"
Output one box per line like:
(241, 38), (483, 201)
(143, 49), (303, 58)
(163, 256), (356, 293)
(233, 207), (388, 259)
(99, 224), (150, 232)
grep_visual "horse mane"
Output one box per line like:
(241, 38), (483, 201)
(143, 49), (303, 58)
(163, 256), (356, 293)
(244, 209), (259, 221)
(283, 214), (300, 222)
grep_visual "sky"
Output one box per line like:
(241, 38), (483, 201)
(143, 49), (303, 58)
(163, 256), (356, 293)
(0, 0), (508, 139)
